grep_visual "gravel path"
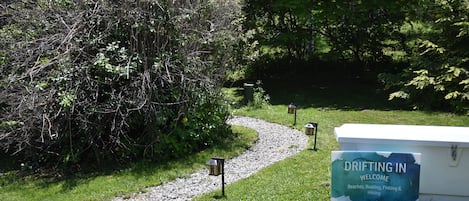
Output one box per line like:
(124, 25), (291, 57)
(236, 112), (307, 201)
(114, 116), (309, 201)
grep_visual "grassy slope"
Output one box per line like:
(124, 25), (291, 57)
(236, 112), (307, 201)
(0, 126), (258, 201)
(194, 80), (469, 200)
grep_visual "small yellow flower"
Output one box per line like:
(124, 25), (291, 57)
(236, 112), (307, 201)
(182, 117), (188, 123)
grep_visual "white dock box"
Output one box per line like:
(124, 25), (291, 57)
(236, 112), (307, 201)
(334, 124), (469, 201)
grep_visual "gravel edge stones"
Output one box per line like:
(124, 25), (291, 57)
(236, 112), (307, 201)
(113, 116), (309, 201)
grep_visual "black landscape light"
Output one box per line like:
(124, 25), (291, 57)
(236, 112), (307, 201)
(207, 157), (225, 197)
(288, 103), (297, 125)
(243, 83), (254, 104)
(304, 122), (318, 150)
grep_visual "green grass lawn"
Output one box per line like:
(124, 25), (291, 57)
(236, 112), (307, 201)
(0, 126), (258, 201)
(2, 79), (468, 201)
(194, 80), (469, 200)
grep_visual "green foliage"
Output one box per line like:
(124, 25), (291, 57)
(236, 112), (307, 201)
(93, 41), (137, 78)
(243, 0), (315, 60)
(57, 90), (76, 110)
(247, 81), (271, 109)
(380, 0), (469, 112)
(243, 0), (411, 75)
(242, 0), (469, 113)
(155, 90), (232, 160)
(0, 0), (244, 172)
(316, 1), (409, 64)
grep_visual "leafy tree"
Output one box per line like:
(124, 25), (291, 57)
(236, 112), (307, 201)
(243, 0), (411, 78)
(380, 0), (469, 112)
(243, 0), (314, 60)
(315, 1), (408, 66)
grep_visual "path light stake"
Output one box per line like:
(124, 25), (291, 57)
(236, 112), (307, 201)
(207, 157), (225, 197)
(304, 122), (319, 150)
(287, 103), (297, 125)
(313, 122), (318, 150)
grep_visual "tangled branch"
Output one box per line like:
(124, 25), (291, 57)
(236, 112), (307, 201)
(0, 0), (242, 170)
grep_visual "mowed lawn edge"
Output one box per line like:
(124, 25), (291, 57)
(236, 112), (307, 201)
(0, 125), (258, 201)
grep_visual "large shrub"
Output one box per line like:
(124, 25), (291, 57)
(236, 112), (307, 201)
(0, 0), (243, 170)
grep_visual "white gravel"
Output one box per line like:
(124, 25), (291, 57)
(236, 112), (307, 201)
(113, 116), (309, 201)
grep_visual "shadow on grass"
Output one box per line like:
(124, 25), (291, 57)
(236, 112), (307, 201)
(232, 77), (407, 111)
(211, 194), (226, 199)
(6, 151), (212, 196)
(2, 125), (257, 200)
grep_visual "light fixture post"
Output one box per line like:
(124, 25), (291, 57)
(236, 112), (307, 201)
(313, 122), (318, 150)
(207, 157), (225, 197)
(288, 103), (297, 125)
(304, 122), (319, 150)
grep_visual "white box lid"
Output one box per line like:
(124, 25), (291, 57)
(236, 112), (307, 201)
(334, 123), (469, 147)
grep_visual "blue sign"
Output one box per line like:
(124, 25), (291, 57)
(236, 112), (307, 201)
(331, 151), (421, 201)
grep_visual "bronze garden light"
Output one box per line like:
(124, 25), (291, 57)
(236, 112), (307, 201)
(207, 157), (225, 196)
(288, 103), (297, 125)
(304, 122), (318, 150)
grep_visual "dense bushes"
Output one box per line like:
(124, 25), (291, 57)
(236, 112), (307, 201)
(0, 0), (242, 171)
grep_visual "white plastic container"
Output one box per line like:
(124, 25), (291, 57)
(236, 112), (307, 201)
(334, 124), (469, 201)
